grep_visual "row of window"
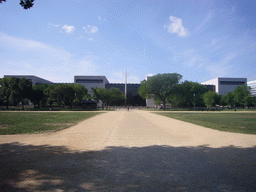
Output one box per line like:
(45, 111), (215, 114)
(76, 79), (103, 83)
(219, 81), (245, 85)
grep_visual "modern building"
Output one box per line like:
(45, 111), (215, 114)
(248, 80), (256, 96)
(3, 75), (53, 86)
(201, 77), (247, 95)
(105, 83), (145, 106)
(74, 76), (109, 96)
(74, 75), (145, 106)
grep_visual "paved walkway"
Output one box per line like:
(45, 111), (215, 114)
(0, 110), (256, 191)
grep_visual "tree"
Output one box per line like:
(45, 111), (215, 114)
(0, 78), (12, 109)
(14, 78), (33, 110)
(203, 91), (218, 109)
(44, 84), (55, 108)
(63, 84), (76, 109)
(0, 0), (34, 9)
(52, 84), (66, 108)
(223, 92), (235, 107)
(138, 80), (147, 100)
(143, 73), (182, 110)
(74, 84), (89, 104)
(107, 87), (124, 106)
(91, 87), (105, 106)
(233, 85), (251, 108)
(31, 83), (45, 109)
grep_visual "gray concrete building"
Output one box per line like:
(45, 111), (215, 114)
(3, 75), (53, 86)
(201, 77), (247, 95)
(74, 76), (109, 96)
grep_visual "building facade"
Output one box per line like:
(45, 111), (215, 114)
(248, 80), (256, 96)
(74, 76), (109, 96)
(201, 77), (247, 95)
(3, 75), (53, 86)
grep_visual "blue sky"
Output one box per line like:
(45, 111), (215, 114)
(1, 0), (256, 83)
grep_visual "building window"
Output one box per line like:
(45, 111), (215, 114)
(220, 81), (245, 85)
(76, 79), (103, 83)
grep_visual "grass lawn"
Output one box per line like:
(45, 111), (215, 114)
(0, 112), (103, 135)
(155, 112), (256, 135)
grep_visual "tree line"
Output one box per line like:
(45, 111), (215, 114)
(0, 77), (125, 110)
(138, 73), (256, 110)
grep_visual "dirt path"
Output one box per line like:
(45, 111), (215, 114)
(1, 110), (256, 191)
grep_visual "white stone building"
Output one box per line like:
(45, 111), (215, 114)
(3, 75), (53, 86)
(248, 80), (256, 96)
(201, 77), (247, 95)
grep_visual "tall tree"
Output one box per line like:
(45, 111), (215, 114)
(16, 78), (33, 110)
(203, 91), (218, 109)
(233, 85), (251, 108)
(91, 87), (108, 109)
(138, 80), (147, 100)
(144, 73), (182, 110)
(52, 84), (66, 108)
(0, 78), (12, 109)
(223, 92), (235, 107)
(74, 84), (89, 103)
(31, 83), (45, 109)
(44, 84), (55, 108)
(63, 84), (76, 109)
(107, 87), (124, 106)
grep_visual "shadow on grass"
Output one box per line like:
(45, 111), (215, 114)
(1, 143), (256, 191)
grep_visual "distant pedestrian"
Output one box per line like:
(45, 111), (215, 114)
(127, 106), (129, 111)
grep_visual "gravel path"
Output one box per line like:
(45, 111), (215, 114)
(1, 110), (256, 191)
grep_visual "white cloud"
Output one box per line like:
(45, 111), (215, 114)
(195, 10), (214, 32)
(49, 23), (60, 27)
(166, 16), (189, 37)
(62, 24), (75, 34)
(98, 16), (101, 21)
(0, 33), (100, 82)
(83, 25), (98, 33)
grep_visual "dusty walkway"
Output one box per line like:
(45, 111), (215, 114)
(1, 110), (256, 191)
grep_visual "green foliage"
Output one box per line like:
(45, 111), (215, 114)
(74, 84), (89, 103)
(0, 77), (12, 109)
(63, 84), (76, 109)
(31, 83), (45, 109)
(138, 80), (147, 100)
(44, 84), (55, 107)
(203, 91), (218, 108)
(52, 84), (66, 107)
(0, 0), (34, 9)
(171, 81), (208, 108)
(223, 92), (235, 107)
(144, 73), (182, 110)
(233, 85), (251, 107)
(91, 87), (124, 108)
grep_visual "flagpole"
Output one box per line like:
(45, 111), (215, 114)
(125, 68), (127, 107)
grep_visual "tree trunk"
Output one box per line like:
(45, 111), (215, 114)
(163, 99), (166, 110)
(22, 101), (25, 110)
(6, 98), (9, 109)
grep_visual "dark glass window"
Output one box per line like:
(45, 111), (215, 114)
(76, 79), (103, 83)
(220, 81), (245, 85)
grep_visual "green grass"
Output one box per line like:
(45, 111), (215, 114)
(155, 112), (256, 135)
(0, 112), (103, 135)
